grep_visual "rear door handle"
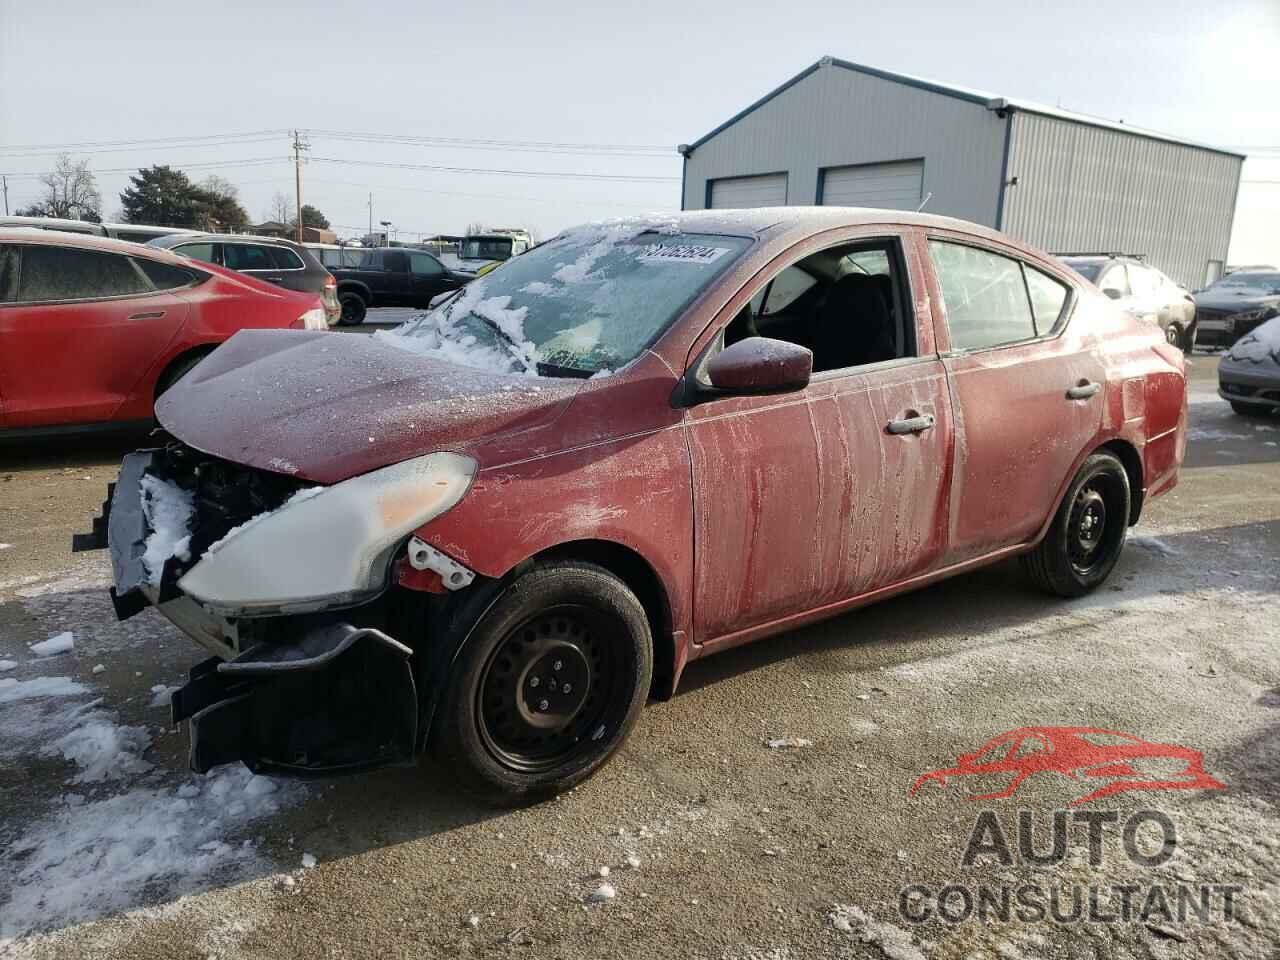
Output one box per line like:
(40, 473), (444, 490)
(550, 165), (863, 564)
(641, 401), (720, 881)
(887, 414), (935, 435)
(1066, 381), (1101, 400)
(128, 311), (165, 320)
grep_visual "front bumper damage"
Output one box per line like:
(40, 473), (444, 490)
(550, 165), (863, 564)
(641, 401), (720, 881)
(75, 447), (424, 776)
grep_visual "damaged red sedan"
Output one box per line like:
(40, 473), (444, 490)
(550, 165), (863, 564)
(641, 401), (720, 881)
(78, 209), (1187, 798)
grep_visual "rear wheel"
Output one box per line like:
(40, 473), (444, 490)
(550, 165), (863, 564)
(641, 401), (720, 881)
(1164, 322), (1185, 351)
(431, 561), (652, 800)
(155, 350), (210, 399)
(1023, 452), (1131, 598)
(338, 292), (367, 325)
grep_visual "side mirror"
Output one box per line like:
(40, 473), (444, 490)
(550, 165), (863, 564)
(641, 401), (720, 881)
(705, 337), (812, 394)
(1102, 288), (1123, 301)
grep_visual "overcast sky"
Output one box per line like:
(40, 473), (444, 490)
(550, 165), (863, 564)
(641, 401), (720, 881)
(1, 0), (1276, 261)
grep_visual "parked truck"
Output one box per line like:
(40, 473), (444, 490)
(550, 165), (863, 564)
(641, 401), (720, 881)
(331, 247), (469, 325)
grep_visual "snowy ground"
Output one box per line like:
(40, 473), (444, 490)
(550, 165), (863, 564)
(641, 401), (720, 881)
(1, 355), (1278, 959)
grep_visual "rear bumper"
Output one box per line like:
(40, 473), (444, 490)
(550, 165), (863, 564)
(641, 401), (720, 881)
(1219, 365), (1280, 410)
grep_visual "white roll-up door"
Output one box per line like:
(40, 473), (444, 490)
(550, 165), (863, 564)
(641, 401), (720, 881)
(708, 173), (787, 209)
(819, 161), (923, 209)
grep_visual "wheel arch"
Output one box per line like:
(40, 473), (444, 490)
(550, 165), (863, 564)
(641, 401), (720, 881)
(337, 280), (372, 303)
(530, 539), (677, 701)
(1097, 438), (1144, 525)
(154, 343), (219, 400)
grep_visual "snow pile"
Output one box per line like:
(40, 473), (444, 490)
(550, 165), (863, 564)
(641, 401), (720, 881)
(550, 217), (680, 285)
(0, 659), (17, 672)
(48, 720), (152, 784)
(0, 676), (87, 704)
(0, 764), (297, 938)
(829, 905), (925, 960)
(140, 473), (195, 586)
(29, 631), (74, 656)
(377, 278), (538, 375)
(1130, 534), (1179, 557)
(149, 683), (178, 708)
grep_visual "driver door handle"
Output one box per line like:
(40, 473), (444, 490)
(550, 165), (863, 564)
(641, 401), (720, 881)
(127, 310), (166, 320)
(1067, 381), (1101, 400)
(887, 414), (935, 435)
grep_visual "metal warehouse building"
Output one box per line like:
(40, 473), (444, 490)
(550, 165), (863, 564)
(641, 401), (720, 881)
(680, 57), (1244, 288)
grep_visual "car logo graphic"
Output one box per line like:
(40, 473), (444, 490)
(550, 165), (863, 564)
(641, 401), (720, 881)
(910, 726), (1225, 806)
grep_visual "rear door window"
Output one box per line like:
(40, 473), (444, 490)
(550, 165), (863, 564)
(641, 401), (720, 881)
(928, 241), (1036, 350)
(223, 243), (275, 271)
(173, 242), (219, 266)
(267, 246), (306, 270)
(410, 252), (443, 276)
(133, 258), (199, 291)
(0, 245), (17, 301)
(383, 251), (409, 273)
(15, 245), (150, 302)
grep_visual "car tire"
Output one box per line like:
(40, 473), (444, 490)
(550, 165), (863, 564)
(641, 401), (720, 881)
(1164, 322), (1185, 352)
(338, 292), (367, 325)
(1022, 451), (1131, 598)
(431, 560), (653, 801)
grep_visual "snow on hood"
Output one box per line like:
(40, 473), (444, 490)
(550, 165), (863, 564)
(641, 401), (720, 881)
(1223, 316), (1280, 367)
(155, 329), (583, 484)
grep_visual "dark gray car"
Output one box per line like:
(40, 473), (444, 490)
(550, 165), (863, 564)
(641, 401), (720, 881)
(148, 233), (340, 325)
(1194, 271), (1280, 350)
(1219, 316), (1280, 417)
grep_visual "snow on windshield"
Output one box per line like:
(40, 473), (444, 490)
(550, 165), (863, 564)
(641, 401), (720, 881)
(376, 218), (751, 378)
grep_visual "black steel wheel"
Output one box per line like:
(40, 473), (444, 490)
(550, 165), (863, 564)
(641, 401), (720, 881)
(431, 561), (652, 800)
(1023, 451), (1131, 597)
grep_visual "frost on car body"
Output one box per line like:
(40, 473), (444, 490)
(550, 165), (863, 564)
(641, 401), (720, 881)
(76, 209), (1186, 795)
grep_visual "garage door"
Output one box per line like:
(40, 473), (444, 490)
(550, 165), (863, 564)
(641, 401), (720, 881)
(708, 173), (787, 209)
(819, 160), (923, 210)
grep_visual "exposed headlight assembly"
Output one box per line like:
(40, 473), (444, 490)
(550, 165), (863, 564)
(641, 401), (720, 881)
(179, 452), (477, 615)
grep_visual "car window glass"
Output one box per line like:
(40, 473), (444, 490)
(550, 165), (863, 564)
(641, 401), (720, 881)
(1128, 264), (1158, 298)
(724, 238), (913, 373)
(1023, 265), (1069, 335)
(267, 246), (305, 270)
(223, 243), (275, 271)
(16, 245), (150, 302)
(383, 251), (409, 273)
(839, 249), (890, 276)
(134, 258), (197, 291)
(1012, 736), (1048, 758)
(762, 266), (816, 315)
(0, 245), (17, 301)
(972, 741), (1014, 765)
(1098, 264), (1129, 297)
(410, 252), (443, 276)
(928, 240), (1036, 351)
(174, 242), (218, 265)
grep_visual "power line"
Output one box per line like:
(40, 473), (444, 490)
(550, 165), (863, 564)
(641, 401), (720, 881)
(0, 130), (289, 155)
(309, 156), (679, 183)
(0, 157), (288, 179)
(305, 129), (672, 158)
(0, 135), (287, 160)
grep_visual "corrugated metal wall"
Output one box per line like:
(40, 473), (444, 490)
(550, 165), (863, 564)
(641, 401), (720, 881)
(683, 62), (1006, 226)
(1002, 112), (1242, 288)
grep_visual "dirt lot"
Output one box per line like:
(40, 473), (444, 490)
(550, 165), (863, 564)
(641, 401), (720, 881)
(1, 353), (1278, 960)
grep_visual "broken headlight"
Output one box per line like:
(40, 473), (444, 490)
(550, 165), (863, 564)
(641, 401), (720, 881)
(178, 452), (476, 615)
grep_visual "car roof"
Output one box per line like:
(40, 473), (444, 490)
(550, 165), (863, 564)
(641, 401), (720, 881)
(149, 232), (304, 249)
(0, 227), (210, 266)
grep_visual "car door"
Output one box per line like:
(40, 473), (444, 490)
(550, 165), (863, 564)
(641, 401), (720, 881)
(685, 228), (953, 645)
(380, 250), (412, 304)
(923, 234), (1104, 563)
(0, 242), (188, 428)
(408, 251), (453, 305)
(223, 242), (284, 286)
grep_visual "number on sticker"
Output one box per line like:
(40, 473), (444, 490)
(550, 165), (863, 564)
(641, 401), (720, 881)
(637, 244), (730, 265)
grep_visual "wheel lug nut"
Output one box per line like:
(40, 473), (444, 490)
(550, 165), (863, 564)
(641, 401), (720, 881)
(553, 659), (563, 672)
(538, 699), (549, 711)
(529, 676), (540, 688)
(562, 683), (572, 694)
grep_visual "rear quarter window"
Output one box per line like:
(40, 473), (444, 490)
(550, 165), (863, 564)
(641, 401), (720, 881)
(134, 258), (200, 291)
(268, 246), (306, 270)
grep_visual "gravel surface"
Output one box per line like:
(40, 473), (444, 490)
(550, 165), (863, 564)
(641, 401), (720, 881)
(1, 354), (1277, 959)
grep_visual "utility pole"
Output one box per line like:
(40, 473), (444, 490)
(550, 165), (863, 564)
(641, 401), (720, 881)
(367, 192), (373, 240)
(1, 176), (7, 216)
(291, 130), (309, 244)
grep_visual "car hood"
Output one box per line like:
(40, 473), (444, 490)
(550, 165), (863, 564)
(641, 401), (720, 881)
(1196, 289), (1280, 312)
(155, 329), (583, 484)
(1221, 317), (1280, 369)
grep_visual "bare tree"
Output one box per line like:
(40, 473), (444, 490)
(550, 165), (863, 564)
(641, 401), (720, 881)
(21, 154), (101, 221)
(201, 175), (240, 201)
(267, 191), (295, 225)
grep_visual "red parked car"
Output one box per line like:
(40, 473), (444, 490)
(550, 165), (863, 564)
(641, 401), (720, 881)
(80, 209), (1187, 799)
(0, 229), (328, 434)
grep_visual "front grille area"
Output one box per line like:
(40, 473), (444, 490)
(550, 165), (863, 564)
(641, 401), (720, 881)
(148, 443), (309, 584)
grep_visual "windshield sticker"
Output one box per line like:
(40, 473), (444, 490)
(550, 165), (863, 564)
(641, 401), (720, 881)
(637, 243), (731, 265)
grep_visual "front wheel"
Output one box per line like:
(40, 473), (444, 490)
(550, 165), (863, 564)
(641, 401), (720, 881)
(431, 561), (653, 800)
(1164, 322), (1185, 352)
(1023, 452), (1131, 598)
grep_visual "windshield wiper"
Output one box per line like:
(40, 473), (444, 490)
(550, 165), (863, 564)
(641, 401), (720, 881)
(536, 360), (595, 379)
(452, 309), (599, 379)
